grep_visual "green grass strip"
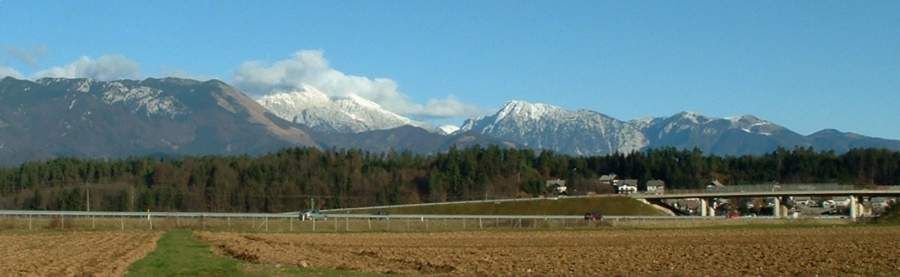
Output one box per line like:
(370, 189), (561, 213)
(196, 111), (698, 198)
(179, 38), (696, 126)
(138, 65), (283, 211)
(127, 229), (243, 277)
(127, 229), (385, 277)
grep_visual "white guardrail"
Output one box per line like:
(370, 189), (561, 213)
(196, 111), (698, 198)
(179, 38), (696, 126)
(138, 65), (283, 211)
(0, 210), (850, 221)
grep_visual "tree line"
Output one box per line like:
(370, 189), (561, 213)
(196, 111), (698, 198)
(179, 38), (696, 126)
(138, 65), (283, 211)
(0, 146), (897, 212)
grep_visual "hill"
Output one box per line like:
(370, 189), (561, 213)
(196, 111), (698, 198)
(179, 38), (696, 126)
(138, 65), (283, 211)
(328, 196), (668, 216)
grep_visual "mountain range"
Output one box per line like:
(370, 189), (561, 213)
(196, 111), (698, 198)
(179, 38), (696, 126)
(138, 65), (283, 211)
(459, 102), (900, 156)
(0, 76), (317, 165)
(1, 76), (898, 165)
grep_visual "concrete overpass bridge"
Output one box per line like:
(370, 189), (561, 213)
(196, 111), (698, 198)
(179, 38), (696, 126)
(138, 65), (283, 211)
(631, 188), (900, 219)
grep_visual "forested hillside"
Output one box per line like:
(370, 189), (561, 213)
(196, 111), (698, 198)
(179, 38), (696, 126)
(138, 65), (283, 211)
(0, 146), (897, 212)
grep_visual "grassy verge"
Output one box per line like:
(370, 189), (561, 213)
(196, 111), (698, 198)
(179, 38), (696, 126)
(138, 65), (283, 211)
(127, 230), (382, 276)
(875, 205), (900, 225)
(339, 196), (666, 216)
(126, 229), (243, 276)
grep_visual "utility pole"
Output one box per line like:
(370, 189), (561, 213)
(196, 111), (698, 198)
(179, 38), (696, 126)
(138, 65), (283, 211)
(86, 187), (90, 212)
(130, 186), (135, 212)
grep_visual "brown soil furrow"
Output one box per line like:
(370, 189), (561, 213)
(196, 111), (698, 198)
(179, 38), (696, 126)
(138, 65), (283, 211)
(0, 232), (161, 277)
(198, 227), (900, 276)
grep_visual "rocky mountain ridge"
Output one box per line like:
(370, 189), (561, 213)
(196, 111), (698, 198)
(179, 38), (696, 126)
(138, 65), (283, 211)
(0, 76), (317, 165)
(1, 76), (898, 165)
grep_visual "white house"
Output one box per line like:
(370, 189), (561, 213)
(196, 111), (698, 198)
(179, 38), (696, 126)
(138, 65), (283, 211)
(546, 179), (567, 195)
(599, 174), (618, 186)
(614, 179), (638, 194)
(645, 180), (665, 194)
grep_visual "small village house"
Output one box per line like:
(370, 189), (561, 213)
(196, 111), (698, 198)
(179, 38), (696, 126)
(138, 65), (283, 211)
(599, 174), (618, 186)
(645, 179), (665, 194)
(614, 179), (638, 194)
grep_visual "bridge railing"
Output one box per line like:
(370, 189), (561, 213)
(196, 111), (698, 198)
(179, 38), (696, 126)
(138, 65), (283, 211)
(664, 184), (899, 195)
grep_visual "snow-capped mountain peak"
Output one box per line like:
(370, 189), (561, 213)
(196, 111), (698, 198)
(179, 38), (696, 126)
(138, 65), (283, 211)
(675, 111), (711, 124)
(721, 115), (780, 135)
(726, 114), (763, 124)
(495, 100), (562, 123)
(343, 93), (382, 110)
(256, 85), (428, 133)
(460, 100), (647, 155)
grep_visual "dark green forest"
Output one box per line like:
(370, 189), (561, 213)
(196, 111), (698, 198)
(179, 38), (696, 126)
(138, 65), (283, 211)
(0, 146), (897, 212)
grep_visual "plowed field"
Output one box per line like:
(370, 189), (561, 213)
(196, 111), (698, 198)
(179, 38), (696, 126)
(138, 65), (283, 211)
(199, 226), (900, 276)
(0, 232), (160, 276)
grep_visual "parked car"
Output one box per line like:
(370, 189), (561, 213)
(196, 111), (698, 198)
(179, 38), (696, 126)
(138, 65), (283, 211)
(300, 209), (323, 220)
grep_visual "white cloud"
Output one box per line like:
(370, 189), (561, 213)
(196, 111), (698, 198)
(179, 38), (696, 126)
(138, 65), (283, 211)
(32, 55), (139, 81)
(5, 45), (47, 68)
(233, 50), (483, 118)
(0, 65), (22, 78)
(420, 96), (486, 118)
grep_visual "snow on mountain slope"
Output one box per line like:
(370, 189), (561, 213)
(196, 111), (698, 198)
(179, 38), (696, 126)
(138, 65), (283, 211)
(33, 77), (190, 118)
(256, 85), (428, 133)
(438, 125), (460, 135)
(460, 100), (647, 155)
(637, 112), (794, 140)
(634, 112), (809, 155)
(0, 77), (318, 165)
(100, 81), (187, 118)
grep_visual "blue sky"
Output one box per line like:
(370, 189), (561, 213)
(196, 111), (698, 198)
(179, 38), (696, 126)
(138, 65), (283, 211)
(1, 1), (898, 138)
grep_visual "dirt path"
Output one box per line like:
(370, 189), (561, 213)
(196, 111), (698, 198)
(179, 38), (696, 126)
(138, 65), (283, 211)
(0, 231), (161, 276)
(199, 226), (900, 276)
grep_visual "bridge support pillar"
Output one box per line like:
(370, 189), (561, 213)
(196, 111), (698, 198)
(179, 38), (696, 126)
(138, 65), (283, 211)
(849, 195), (858, 220)
(699, 198), (708, 217)
(773, 197), (781, 218)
